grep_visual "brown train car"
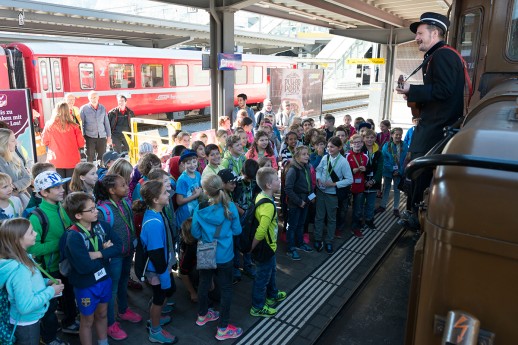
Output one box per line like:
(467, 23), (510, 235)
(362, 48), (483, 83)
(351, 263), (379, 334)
(405, 0), (518, 344)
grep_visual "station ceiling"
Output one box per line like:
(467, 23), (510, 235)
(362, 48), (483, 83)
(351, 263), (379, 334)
(0, 0), (450, 49)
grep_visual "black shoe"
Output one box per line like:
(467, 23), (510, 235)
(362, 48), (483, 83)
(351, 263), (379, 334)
(325, 243), (333, 255)
(314, 241), (324, 252)
(365, 220), (376, 229)
(232, 276), (242, 285)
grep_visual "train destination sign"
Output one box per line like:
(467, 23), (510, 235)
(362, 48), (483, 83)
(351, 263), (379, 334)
(346, 58), (386, 64)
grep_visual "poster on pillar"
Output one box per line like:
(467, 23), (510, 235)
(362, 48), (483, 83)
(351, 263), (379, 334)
(269, 69), (324, 119)
(0, 89), (38, 166)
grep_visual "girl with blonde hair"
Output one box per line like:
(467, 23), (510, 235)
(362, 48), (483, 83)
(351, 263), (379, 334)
(191, 174), (243, 340)
(0, 129), (31, 207)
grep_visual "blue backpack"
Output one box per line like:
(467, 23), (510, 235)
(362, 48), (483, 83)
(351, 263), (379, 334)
(97, 199), (132, 228)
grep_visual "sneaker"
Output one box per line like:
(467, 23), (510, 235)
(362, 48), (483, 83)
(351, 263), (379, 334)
(325, 243), (334, 255)
(250, 305), (277, 317)
(375, 206), (385, 215)
(298, 243), (313, 252)
(127, 278), (143, 290)
(365, 220), (376, 229)
(108, 321), (128, 340)
(288, 249), (301, 261)
(313, 241), (324, 252)
(61, 320), (80, 334)
(242, 266), (256, 278)
(45, 338), (70, 345)
(334, 230), (343, 239)
(400, 210), (413, 220)
(161, 304), (174, 314)
(166, 299), (176, 307)
(265, 291), (287, 306)
(215, 324), (243, 341)
(352, 228), (364, 238)
(119, 308), (142, 323)
(146, 316), (172, 329)
(196, 309), (220, 326)
(393, 209), (400, 217)
(149, 328), (178, 344)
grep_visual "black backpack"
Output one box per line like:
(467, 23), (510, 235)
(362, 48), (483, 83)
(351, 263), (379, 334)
(239, 197), (276, 263)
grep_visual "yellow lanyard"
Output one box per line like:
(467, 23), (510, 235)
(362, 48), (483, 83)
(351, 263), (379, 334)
(32, 258), (59, 285)
(109, 199), (134, 235)
(76, 223), (98, 251)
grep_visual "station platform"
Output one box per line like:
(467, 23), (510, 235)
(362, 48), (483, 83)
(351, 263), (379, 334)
(61, 196), (405, 345)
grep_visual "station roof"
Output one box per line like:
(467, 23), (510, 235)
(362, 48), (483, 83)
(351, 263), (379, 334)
(0, 0), (451, 50)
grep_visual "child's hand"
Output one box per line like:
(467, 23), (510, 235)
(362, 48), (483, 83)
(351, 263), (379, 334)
(52, 283), (65, 297)
(89, 251), (102, 260)
(352, 168), (359, 174)
(193, 187), (202, 197)
(359, 166), (366, 172)
(103, 240), (113, 249)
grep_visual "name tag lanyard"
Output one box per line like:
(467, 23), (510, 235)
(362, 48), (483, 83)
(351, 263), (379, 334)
(76, 223), (98, 251)
(110, 199), (134, 236)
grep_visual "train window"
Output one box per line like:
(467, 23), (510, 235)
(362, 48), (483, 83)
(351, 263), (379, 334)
(141, 64), (164, 88)
(109, 64), (135, 89)
(193, 65), (210, 86)
(169, 64), (188, 87)
(39, 60), (48, 91)
(507, 2), (518, 60)
(235, 66), (247, 84)
(457, 10), (482, 80)
(253, 66), (263, 84)
(79, 63), (95, 90)
(52, 61), (62, 90)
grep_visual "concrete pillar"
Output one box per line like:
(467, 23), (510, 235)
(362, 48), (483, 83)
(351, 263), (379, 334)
(221, 10), (236, 122)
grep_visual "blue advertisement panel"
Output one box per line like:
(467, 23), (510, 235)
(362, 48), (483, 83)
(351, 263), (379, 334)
(218, 53), (242, 70)
(0, 89), (37, 164)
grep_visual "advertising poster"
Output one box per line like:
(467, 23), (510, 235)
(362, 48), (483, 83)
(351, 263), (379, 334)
(0, 89), (37, 164)
(218, 53), (242, 71)
(269, 69), (324, 118)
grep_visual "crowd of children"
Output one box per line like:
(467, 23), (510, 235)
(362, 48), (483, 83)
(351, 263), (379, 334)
(0, 94), (411, 345)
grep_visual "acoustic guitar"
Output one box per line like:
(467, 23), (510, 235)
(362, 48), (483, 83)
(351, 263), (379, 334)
(398, 74), (421, 116)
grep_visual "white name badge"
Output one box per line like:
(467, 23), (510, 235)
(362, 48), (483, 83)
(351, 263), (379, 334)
(94, 268), (107, 281)
(308, 193), (316, 201)
(133, 239), (138, 248)
(354, 178), (362, 183)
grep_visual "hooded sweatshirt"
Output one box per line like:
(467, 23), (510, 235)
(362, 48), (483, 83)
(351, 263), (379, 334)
(191, 202), (242, 264)
(0, 256), (55, 324)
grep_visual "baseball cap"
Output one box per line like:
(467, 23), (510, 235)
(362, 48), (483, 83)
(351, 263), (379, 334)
(179, 149), (198, 163)
(217, 168), (243, 183)
(34, 171), (71, 193)
(410, 12), (450, 34)
(102, 151), (120, 166)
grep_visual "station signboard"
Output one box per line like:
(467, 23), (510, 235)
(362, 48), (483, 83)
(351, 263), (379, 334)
(268, 69), (324, 119)
(0, 89), (38, 164)
(218, 53), (242, 70)
(346, 58), (386, 64)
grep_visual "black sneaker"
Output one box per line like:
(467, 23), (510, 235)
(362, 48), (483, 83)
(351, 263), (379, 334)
(365, 220), (376, 229)
(314, 241), (324, 252)
(325, 243), (333, 255)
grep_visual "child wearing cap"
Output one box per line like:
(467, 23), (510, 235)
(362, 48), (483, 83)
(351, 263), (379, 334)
(97, 151), (120, 181)
(175, 150), (202, 228)
(0, 172), (23, 219)
(23, 162), (56, 217)
(27, 171), (78, 344)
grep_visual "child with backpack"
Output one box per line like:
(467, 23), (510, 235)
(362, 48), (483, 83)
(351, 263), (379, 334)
(23, 162), (56, 217)
(192, 174), (243, 340)
(69, 162), (98, 197)
(249, 167), (287, 317)
(221, 134), (246, 177)
(93, 174), (142, 341)
(176, 150), (202, 229)
(132, 153), (162, 201)
(346, 134), (369, 238)
(0, 218), (64, 345)
(136, 180), (178, 344)
(62, 192), (121, 345)
(27, 171), (77, 345)
(0, 173), (23, 219)
(314, 137), (354, 254)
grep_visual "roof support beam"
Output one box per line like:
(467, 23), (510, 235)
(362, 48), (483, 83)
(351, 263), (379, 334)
(330, 0), (408, 27)
(123, 37), (193, 48)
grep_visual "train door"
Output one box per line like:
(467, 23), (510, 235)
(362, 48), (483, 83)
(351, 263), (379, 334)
(37, 58), (63, 124)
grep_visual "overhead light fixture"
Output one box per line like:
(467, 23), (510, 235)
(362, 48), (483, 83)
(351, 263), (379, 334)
(288, 11), (316, 20)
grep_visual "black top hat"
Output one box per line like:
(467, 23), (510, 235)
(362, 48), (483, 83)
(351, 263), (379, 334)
(410, 12), (450, 34)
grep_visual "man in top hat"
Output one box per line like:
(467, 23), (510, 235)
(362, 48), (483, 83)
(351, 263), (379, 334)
(396, 12), (466, 226)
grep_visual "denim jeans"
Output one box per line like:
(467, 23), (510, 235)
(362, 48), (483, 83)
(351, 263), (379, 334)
(360, 191), (377, 221)
(40, 293), (58, 343)
(15, 321), (40, 345)
(286, 204), (309, 250)
(252, 255), (278, 309)
(108, 255), (132, 326)
(198, 260), (233, 329)
(314, 189), (338, 244)
(336, 190), (350, 232)
(351, 192), (364, 229)
(381, 176), (401, 210)
(233, 234), (253, 278)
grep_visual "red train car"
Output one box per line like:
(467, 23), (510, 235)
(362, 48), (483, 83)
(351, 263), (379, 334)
(1, 42), (295, 125)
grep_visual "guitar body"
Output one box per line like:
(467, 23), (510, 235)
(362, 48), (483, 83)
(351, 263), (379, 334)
(399, 74), (421, 117)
